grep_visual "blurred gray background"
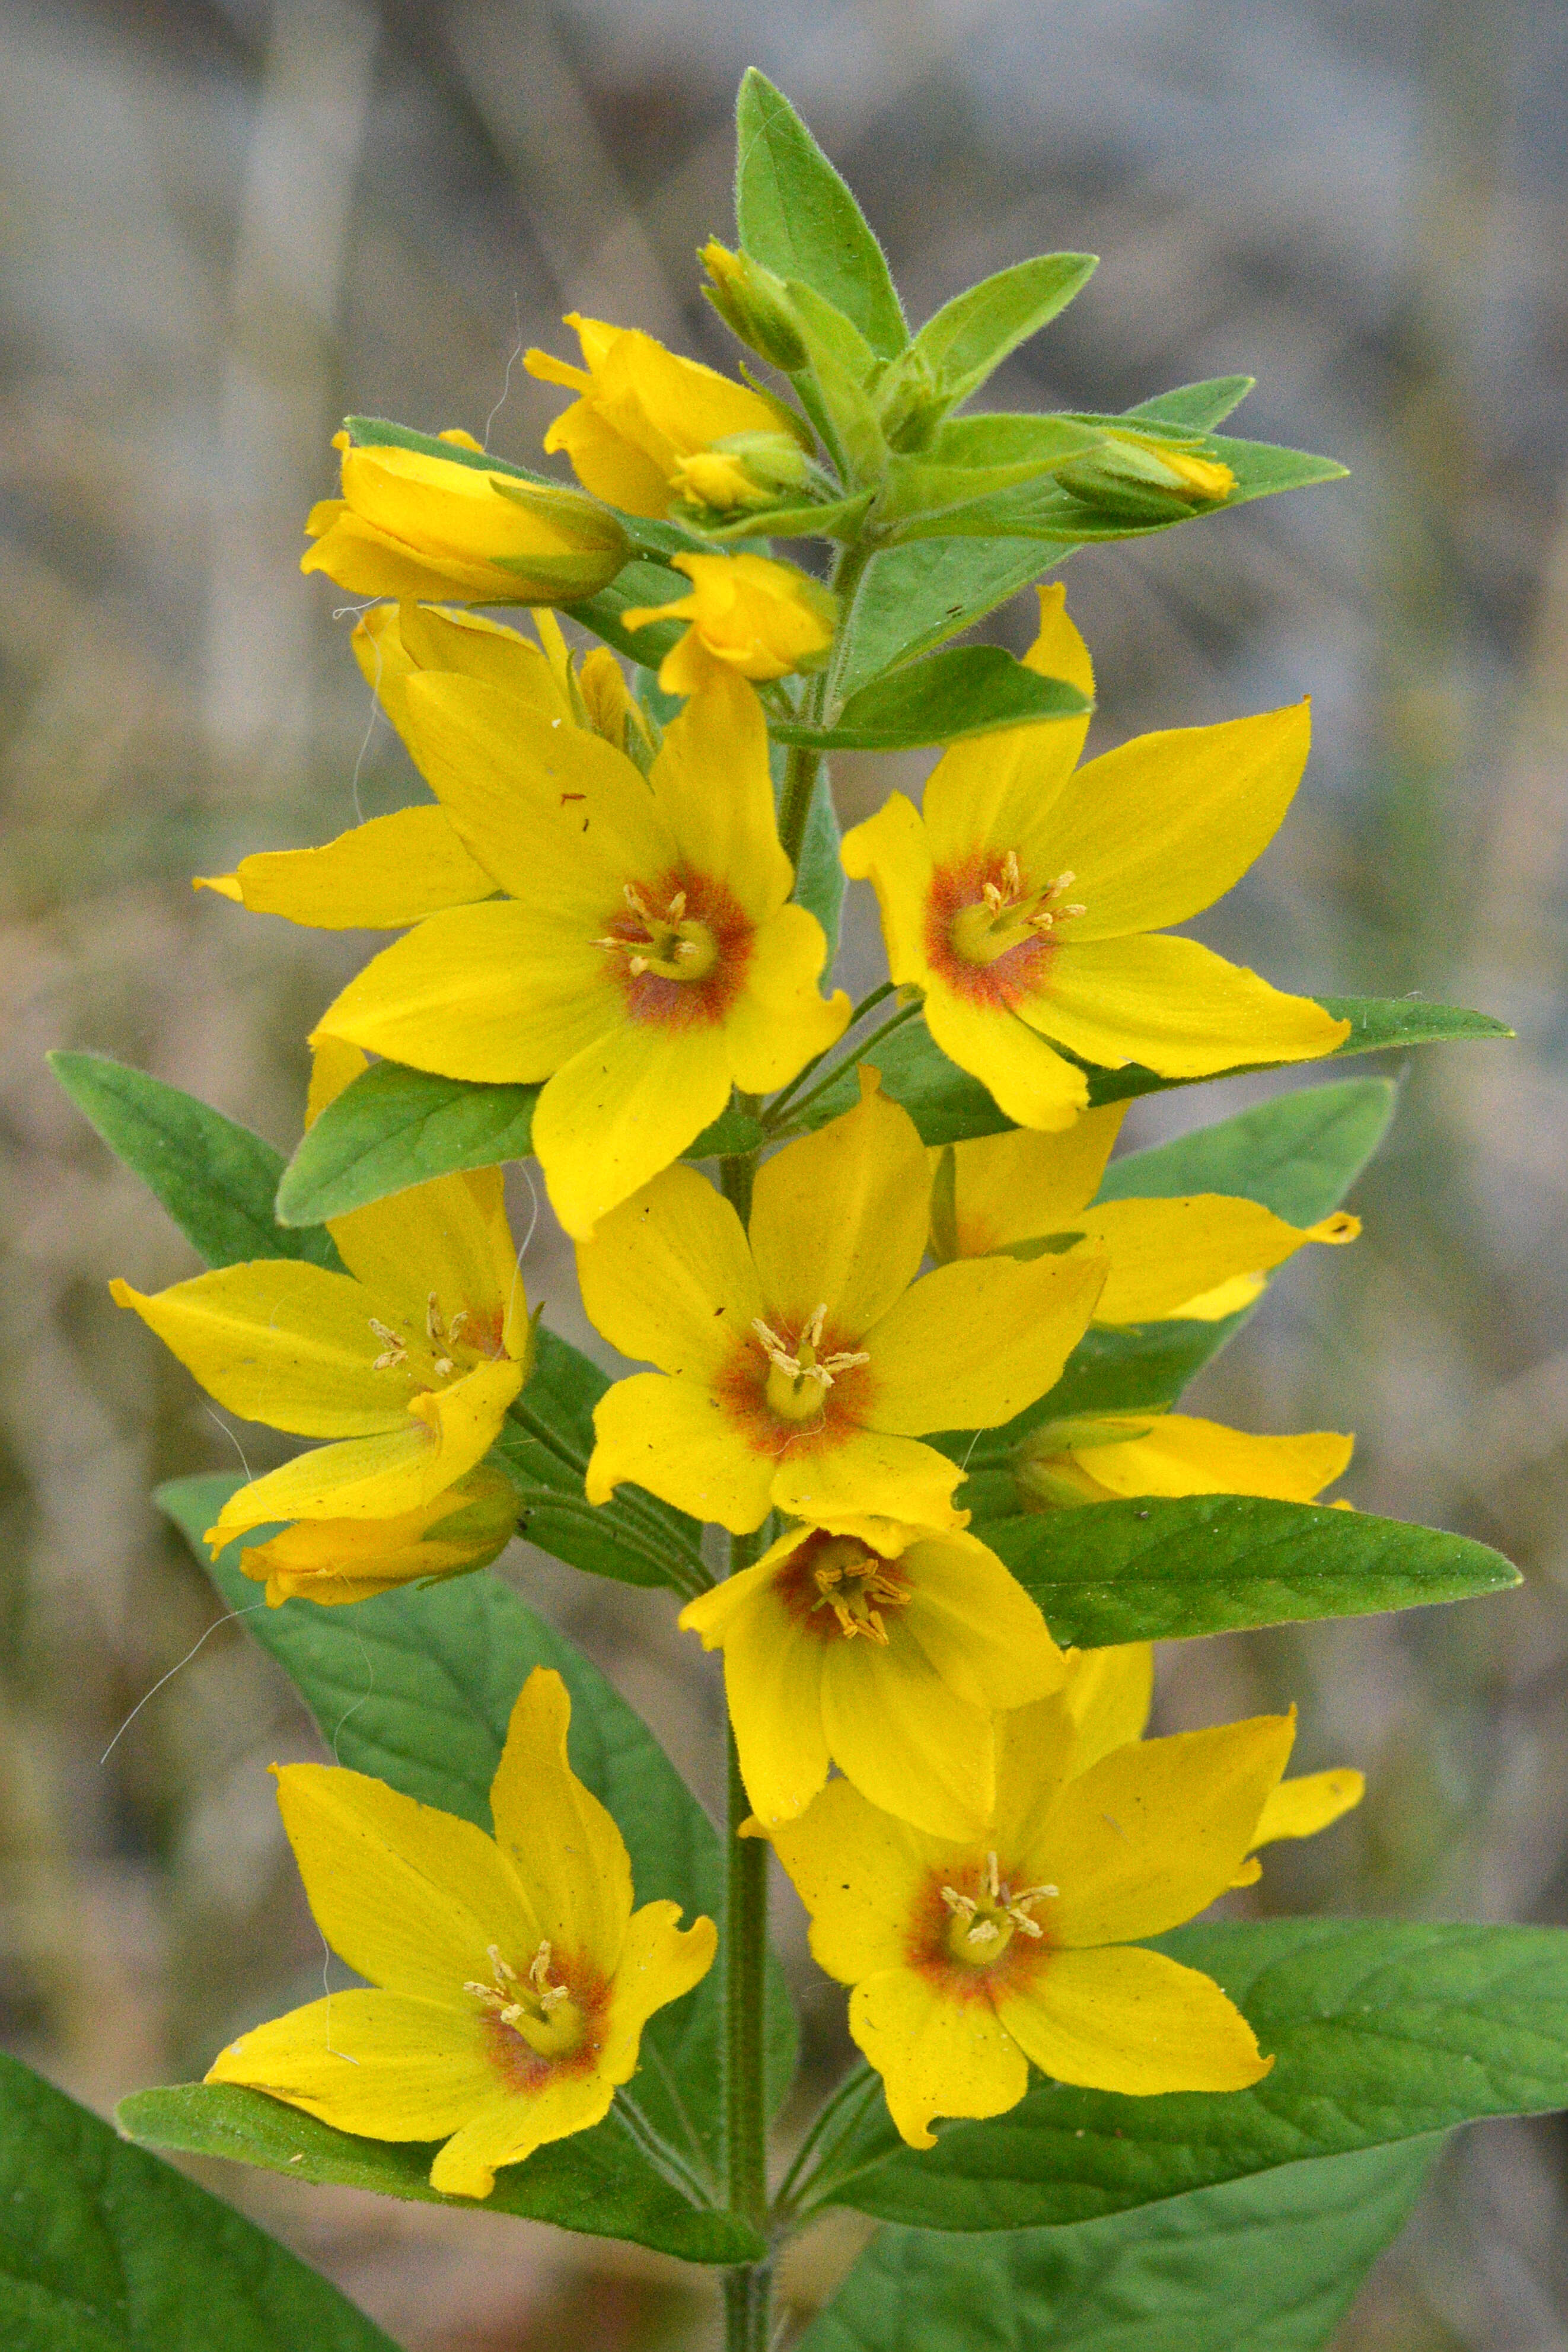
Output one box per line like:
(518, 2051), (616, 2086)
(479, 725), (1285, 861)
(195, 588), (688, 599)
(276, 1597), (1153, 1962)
(5, 0), (1568, 2343)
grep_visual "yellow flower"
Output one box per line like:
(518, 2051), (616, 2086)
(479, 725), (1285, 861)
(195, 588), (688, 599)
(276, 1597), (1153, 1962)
(1016, 1410), (1353, 1509)
(624, 552), (837, 697)
(1053, 1642), (1364, 1886)
(680, 1516), (1066, 1838)
(206, 1668), (716, 2198)
(110, 1049), (533, 1547)
(195, 606), (644, 929)
(930, 1100), (1360, 1324)
(314, 665), (850, 1239)
(578, 1076), (1107, 1534)
(769, 1693), (1295, 2147)
(524, 314), (800, 518)
(301, 429), (628, 603)
(238, 1464), (519, 1608)
(841, 587), (1349, 1130)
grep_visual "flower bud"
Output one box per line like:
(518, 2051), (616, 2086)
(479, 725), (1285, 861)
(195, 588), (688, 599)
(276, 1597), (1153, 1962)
(623, 551), (836, 696)
(700, 240), (810, 371)
(670, 431), (814, 515)
(237, 1465), (521, 1607)
(302, 430), (629, 603)
(1056, 426), (1236, 522)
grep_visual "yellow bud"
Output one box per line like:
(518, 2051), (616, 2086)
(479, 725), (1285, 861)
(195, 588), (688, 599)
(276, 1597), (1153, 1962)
(622, 551), (837, 696)
(700, 240), (810, 370)
(670, 431), (814, 515)
(1056, 426), (1236, 522)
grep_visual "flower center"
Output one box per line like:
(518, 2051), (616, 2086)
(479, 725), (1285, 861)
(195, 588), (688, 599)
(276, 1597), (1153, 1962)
(600, 882), (719, 983)
(802, 1535), (910, 1643)
(753, 1303), (871, 1424)
(369, 1293), (489, 1380)
(940, 1853), (1058, 1968)
(948, 851), (1086, 968)
(465, 1939), (587, 2059)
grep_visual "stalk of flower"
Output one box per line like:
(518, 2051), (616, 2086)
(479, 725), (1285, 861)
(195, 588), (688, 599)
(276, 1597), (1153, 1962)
(680, 1515), (1067, 1838)
(578, 1073), (1107, 1534)
(205, 1668), (716, 2197)
(623, 552), (837, 696)
(1015, 1410), (1353, 1509)
(767, 1696), (1299, 2147)
(524, 313), (811, 517)
(929, 1099), (1360, 1322)
(110, 1046), (533, 1551)
(312, 664), (850, 1238)
(302, 428), (629, 603)
(842, 584), (1350, 1130)
(196, 603), (648, 928)
(237, 1464), (519, 1608)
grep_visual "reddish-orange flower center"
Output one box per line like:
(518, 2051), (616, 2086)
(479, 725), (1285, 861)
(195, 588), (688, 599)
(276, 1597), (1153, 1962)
(925, 847), (1085, 1009)
(713, 1301), (873, 1460)
(599, 864), (752, 1027)
(469, 1938), (610, 2090)
(772, 1529), (911, 1643)
(907, 1851), (1058, 2003)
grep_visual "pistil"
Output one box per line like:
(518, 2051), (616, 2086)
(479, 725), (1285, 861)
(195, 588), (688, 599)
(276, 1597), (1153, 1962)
(600, 881), (719, 983)
(466, 1939), (587, 2058)
(753, 1303), (871, 1423)
(949, 851), (1086, 968)
(940, 1851), (1058, 1966)
(805, 1537), (910, 1643)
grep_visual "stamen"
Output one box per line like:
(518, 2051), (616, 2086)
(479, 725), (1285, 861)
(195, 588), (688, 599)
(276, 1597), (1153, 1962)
(432, 1356), (455, 1378)
(426, 1294), (445, 1344)
(965, 1918), (1001, 1945)
(368, 1317), (407, 1371)
(984, 1851), (1001, 1901)
(940, 1886), (977, 1920)
(666, 889), (687, 923)
(447, 1311), (470, 1345)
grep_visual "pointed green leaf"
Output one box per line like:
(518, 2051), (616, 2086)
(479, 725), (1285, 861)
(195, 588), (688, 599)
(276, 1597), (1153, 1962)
(49, 1051), (341, 1273)
(1095, 1076), (1396, 1225)
(1087, 996), (1515, 1109)
(1123, 375), (1257, 432)
(0, 2050), (397, 2351)
(157, 1475), (793, 2184)
(735, 71), (907, 359)
(836, 535), (1078, 702)
(793, 758), (846, 961)
(901, 253), (1099, 408)
(118, 2083), (761, 2267)
(770, 645), (1089, 752)
(830, 1919), (1568, 2232)
(974, 1494), (1518, 1647)
(801, 2140), (1436, 2352)
(275, 1060), (538, 1227)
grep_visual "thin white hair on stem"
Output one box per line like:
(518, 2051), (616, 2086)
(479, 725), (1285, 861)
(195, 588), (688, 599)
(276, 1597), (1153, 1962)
(348, 608), (386, 826)
(100, 1604), (270, 1764)
(202, 1405), (255, 1483)
(332, 1621), (375, 1764)
(485, 292), (525, 452)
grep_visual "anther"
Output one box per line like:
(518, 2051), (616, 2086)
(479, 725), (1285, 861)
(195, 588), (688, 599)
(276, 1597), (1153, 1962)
(433, 1356), (455, 1378)
(941, 1886), (977, 1920)
(426, 1294), (445, 1344)
(369, 1317), (407, 1371)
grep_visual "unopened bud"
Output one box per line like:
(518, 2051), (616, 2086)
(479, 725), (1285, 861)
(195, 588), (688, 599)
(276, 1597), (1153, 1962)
(1056, 426), (1236, 522)
(700, 240), (810, 371)
(670, 431), (814, 515)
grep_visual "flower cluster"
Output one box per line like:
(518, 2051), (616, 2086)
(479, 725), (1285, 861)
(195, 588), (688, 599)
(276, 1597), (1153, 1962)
(103, 87), (1392, 2235)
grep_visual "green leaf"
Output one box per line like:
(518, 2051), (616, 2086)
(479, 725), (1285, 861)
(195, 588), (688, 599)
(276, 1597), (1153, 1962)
(734, 71), (907, 360)
(771, 645), (1089, 753)
(157, 1475), (794, 2185)
(0, 2049), (398, 2351)
(1123, 375), (1257, 433)
(49, 1051), (341, 1274)
(900, 254), (1099, 410)
(836, 535), (1078, 702)
(793, 759), (846, 960)
(800, 2140), (1436, 2352)
(565, 556), (694, 667)
(975, 1494), (1518, 1647)
(877, 420), (1105, 526)
(118, 2083), (760, 2269)
(275, 1060), (538, 1228)
(1095, 1076), (1396, 1225)
(831, 1918), (1568, 2232)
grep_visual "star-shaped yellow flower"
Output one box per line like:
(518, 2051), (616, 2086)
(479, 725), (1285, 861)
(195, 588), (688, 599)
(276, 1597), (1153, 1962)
(524, 313), (802, 518)
(313, 663), (849, 1238)
(841, 586), (1349, 1130)
(111, 1047), (531, 1550)
(769, 1692), (1297, 2148)
(579, 1076), (1107, 1534)
(206, 1668), (716, 2198)
(680, 1515), (1066, 1838)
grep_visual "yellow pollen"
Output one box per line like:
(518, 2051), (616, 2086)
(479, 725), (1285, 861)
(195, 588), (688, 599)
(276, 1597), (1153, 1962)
(466, 1938), (583, 2056)
(805, 1538), (910, 1643)
(951, 857), (1088, 968)
(368, 1317), (407, 1372)
(753, 1309), (871, 1422)
(601, 878), (719, 983)
(940, 1857), (1059, 1967)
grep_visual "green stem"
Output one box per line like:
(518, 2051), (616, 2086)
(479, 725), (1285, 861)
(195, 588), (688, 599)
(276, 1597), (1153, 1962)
(775, 534), (876, 874)
(764, 980), (895, 1125)
(771, 2062), (879, 2219)
(763, 997), (922, 1132)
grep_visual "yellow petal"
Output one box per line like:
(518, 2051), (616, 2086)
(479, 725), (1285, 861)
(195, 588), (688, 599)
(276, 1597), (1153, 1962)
(898, 1534), (1065, 1711)
(647, 667), (791, 919)
(327, 1168), (521, 1356)
(820, 1631), (997, 1840)
(487, 1669), (633, 1975)
(531, 1017), (735, 1241)
(770, 1428), (968, 1532)
(1079, 1195), (1357, 1325)
(1174, 1271), (1268, 1321)
(849, 1968), (1029, 2149)
(919, 587), (1094, 868)
(196, 807), (496, 930)
(575, 1164), (761, 1380)
(684, 1550), (833, 1824)
(306, 1036), (368, 1127)
(274, 1760), (538, 1998)
(995, 1944), (1270, 2095)
(586, 1371), (775, 1534)
(599, 1899), (718, 2062)
(725, 906), (850, 1094)
(990, 1694), (1081, 1862)
(1061, 1643), (1154, 1771)
(401, 674), (674, 909)
(360, 602), (569, 753)
(769, 1776), (936, 1984)
(864, 1250), (1105, 1435)
(941, 1107), (1127, 1255)
(1250, 1766), (1365, 1849)
(749, 1082), (930, 1341)
(238, 1467), (518, 1607)
(317, 900), (617, 1082)
(922, 981), (1088, 1131)
(1040, 704), (1311, 941)
(430, 2076), (617, 2200)
(207, 1989), (495, 2141)
(1040, 1715), (1295, 1948)
(110, 1264), (403, 1437)
(1028, 932), (1350, 1076)
(1075, 1415), (1353, 1503)
(839, 793), (935, 987)
(542, 394), (674, 516)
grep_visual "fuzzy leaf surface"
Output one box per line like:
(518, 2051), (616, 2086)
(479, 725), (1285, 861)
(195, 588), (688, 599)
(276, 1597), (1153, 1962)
(734, 71), (907, 359)
(901, 254), (1099, 408)
(771, 645), (1089, 751)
